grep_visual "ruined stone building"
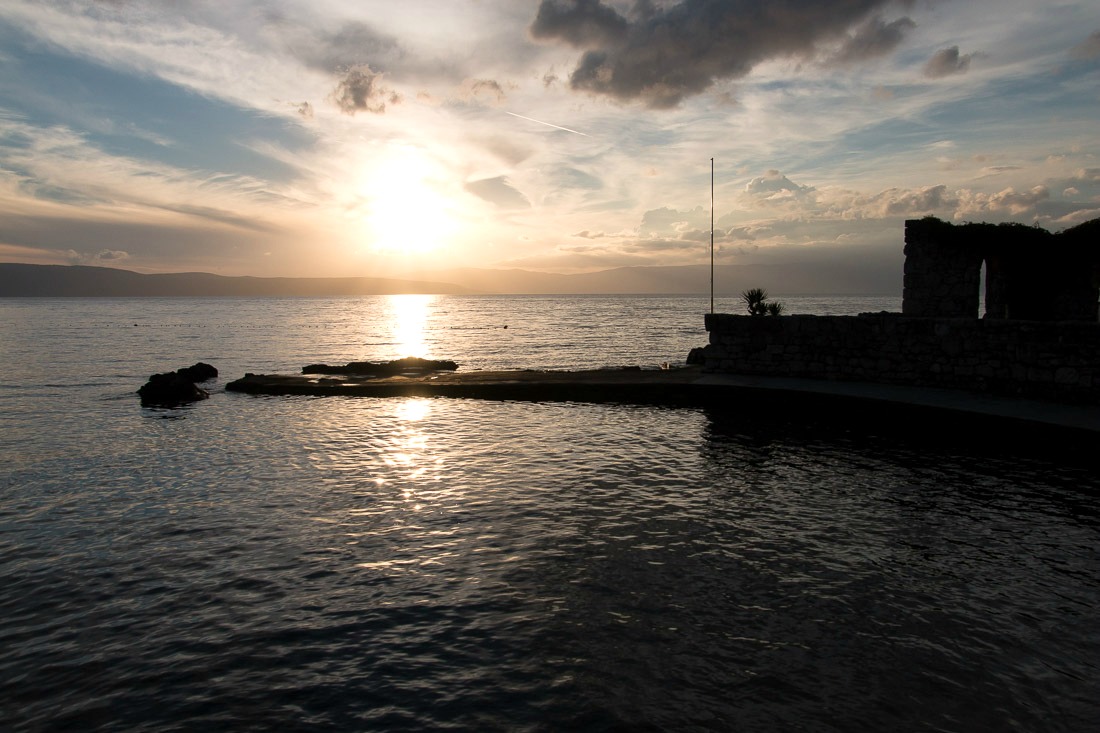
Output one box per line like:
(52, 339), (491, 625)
(703, 217), (1100, 403)
(903, 217), (1100, 321)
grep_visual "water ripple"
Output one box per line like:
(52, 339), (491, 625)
(1, 297), (1098, 731)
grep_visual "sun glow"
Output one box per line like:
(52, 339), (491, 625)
(357, 146), (457, 255)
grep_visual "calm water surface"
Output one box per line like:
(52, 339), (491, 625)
(1, 295), (1097, 732)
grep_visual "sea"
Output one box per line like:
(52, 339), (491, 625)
(1, 294), (1098, 732)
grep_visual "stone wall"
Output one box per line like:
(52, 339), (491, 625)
(704, 313), (1100, 404)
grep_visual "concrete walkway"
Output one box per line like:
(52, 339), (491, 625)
(226, 367), (1100, 433)
(693, 373), (1100, 432)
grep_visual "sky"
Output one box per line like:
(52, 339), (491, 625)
(0, 0), (1098, 282)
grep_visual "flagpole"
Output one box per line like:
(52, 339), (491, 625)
(710, 157), (714, 314)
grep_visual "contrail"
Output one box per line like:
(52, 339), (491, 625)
(505, 111), (588, 136)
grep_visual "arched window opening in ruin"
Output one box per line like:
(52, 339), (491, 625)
(979, 259), (987, 318)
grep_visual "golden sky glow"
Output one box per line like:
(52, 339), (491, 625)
(0, 1), (1098, 287)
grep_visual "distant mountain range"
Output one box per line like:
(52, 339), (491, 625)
(412, 262), (900, 296)
(0, 261), (900, 297)
(0, 264), (472, 297)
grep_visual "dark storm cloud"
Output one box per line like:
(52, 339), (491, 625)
(828, 15), (916, 65)
(530, 0), (628, 48)
(529, 0), (913, 108)
(330, 65), (402, 115)
(923, 46), (972, 78)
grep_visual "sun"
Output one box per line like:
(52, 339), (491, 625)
(357, 145), (457, 256)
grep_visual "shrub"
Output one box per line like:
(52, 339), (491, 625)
(741, 287), (784, 316)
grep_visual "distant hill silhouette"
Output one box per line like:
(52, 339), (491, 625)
(409, 262), (900, 296)
(0, 259), (901, 297)
(0, 264), (473, 297)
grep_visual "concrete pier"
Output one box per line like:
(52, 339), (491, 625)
(225, 367), (1100, 436)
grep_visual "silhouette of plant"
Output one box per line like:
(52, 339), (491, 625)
(741, 287), (784, 316)
(742, 287), (769, 316)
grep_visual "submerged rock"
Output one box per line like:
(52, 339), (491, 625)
(302, 357), (459, 376)
(138, 362), (218, 406)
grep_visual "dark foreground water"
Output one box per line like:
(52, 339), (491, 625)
(1, 296), (1098, 731)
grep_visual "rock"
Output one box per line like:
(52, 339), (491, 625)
(686, 347), (706, 365)
(302, 357), (459, 376)
(138, 372), (209, 406)
(177, 362), (218, 382)
(138, 362), (218, 406)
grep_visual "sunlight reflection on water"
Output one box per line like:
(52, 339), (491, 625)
(384, 293), (434, 359)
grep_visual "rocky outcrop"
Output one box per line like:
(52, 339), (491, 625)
(176, 362), (218, 383)
(301, 357), (459, 376)
(138, 362), (218, 406)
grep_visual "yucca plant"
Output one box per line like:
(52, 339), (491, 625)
(741, 287), (784, 316)
(741, 287), (769, 316)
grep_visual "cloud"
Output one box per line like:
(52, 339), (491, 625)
(330, 65), (402, 115)
(554, 167), (603, 190)
(923, 46), (972, 78)
(623, 236), (709, 253)
(66, 248), (130, 265)
(874, 184), (956, 216)
(1054, 208), (1100, 228)
(742, 171), (815, 208)
(639, 206), (708, 235)
(745, 170), (813, 196)
(978, 165), (1022, 178)
(459, 78), (508, 105)
(529, 0), (909, 108)
(828, 16), (916, 66)
(957, 185), (1050, 217)
(296, 101), (313, 119)
(1069, 30), (1100, 60)
(813, 183), (1055, 223)
(280, 19), (421, 79)
(465, 176), (531, 209)
(529, 0), (628, 48)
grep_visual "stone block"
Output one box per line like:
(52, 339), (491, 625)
(1054, 367), (1079, 385)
